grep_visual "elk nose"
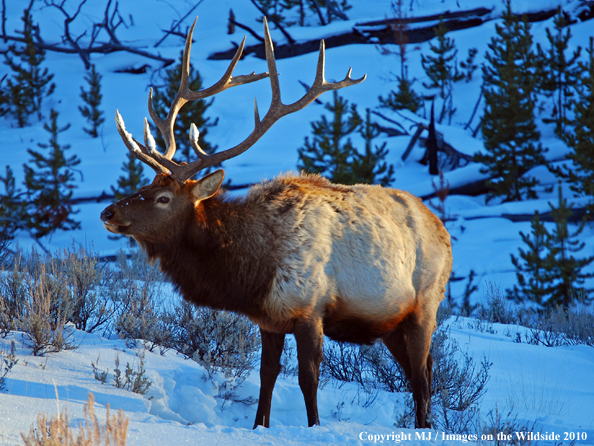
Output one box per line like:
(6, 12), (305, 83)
(100, 206), (115, 223)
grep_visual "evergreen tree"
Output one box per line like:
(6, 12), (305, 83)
(298, 91), (361, 185)
(254, 0), (296, 26)
(508, 185), (594, 309)
(507, 211), (552, 307)
(2, 3), (55, 127)
(379, 71), (423, 113)
(545, 184), (594, 308)
(23, 109), (80, 239)
(351, 109), (395, 186)
(420, 17), (463, 123)
(536, 7), (581, 136)
(298, 93), (394, 186)
(79, 64), (105, 138)
(476, 1), (547, 203)
(378, 0), (423, 114)
(151, 52), (218, 166)
(421, 17), (463, 97)
(0, 166), (26, 243)
(459, 48), (478, 82)
(111, 152), (150, 201)
(551, 38), (594, 216)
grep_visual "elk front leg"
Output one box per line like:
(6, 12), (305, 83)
(294, 316), (324, 427)
(254, 329), (285, 428)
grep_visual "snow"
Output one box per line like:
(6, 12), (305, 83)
(1, 0), (594, 444)
(1, 321), (593, 446)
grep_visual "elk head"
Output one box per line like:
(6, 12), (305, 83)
(101, 17), (365, 243)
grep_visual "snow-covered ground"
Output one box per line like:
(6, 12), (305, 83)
(1, 319), (593, 446)
(1, 0), (594, 444)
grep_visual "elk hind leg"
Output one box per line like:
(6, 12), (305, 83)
(254, 329), (285, 428)
(383, 312), (435, 429)
(294, 316), (324, 427)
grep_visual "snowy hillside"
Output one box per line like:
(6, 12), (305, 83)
(1, 0), (594, 444)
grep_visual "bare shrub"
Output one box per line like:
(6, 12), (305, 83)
(322, 342), (367, 385)
(523, 302), (594, 347)
(170, 300), (260, 381)
(113, 352), (152, 395)
(321, 313), (491, 433)
(430, 324), (491, 432)
(21, 392), (129, 446)
(479, 406), (535, 446)
(4, 254), (76, 356)
(1, 246), (113, 350)
(322, 341), (409, 395)
(0, 340), (17, 392)
(476, 283), (517, 325)
(361, 343), (409, 393)
(113, 278), (169, 350)
(0, 255), (29, 336)
(56, 244), (111, 333)
(113, 248), (164, 283)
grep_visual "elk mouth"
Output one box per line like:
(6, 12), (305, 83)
(100, 207), (131, 234)
(102, 222), (130, 234)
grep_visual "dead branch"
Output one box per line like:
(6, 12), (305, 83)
(229, 17), (265, 43)
(154, 0), (205, 48)
(249, 0), (295, 44)
(309, 0), (327, 26)
(1, 0), (174, 68)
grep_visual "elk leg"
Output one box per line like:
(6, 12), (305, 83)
(254, 329), (285, 428)
(294, 316), (323, 427)
(382, 319), (412, 382)
(383, 313), (434, 429)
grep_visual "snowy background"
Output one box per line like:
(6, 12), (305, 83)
(1, 0), (594, 444)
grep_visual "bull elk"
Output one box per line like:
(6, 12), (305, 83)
(100, 17), (452, 429)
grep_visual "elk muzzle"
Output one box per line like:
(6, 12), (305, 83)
(101, 204), (130, 234)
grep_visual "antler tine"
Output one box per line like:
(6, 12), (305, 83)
(115, 110), (169, 175)
(173, 18), (366, 182)
(144, 16), (269, 162)
(117, 17), (364, 183)
(189, 124), (209, 161)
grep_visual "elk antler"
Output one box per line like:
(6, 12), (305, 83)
(115, 17), (366, 183)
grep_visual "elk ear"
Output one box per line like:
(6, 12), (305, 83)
(191, 169), (225, 202)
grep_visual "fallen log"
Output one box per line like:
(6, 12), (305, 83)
(209, 4), (592, 61)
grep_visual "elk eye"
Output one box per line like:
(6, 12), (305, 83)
(156, 196), (170, 204)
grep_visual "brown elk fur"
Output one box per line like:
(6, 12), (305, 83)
(101, 170), (452, 429)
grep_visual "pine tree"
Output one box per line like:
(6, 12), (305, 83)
(23, 109), (80, 239)
(545, 184), (594, 308)
(297, 91), (361, 184)
(459, 48), (478, 82)
(510, 185), (594, 309)
(476, 1), (547, 203)
(254, 0), (295, 26)
(379, 71), (423, 113)
(0, 165), (26, 243)
(151, 52), (218, 165)
(551, 38), (594, 217)
(351, 109), (395, 186)
(298, 94), (394, 186)
(79, 64), (105, 138)
(536, 7), (581, 136)
(378, 0), (423, 114)
(421, 17), (464, 124)
(421, 17), (463, 97)
(111, 152), (150, 201)
(507, 211), (552, 307)
(2, 3), (55, 127)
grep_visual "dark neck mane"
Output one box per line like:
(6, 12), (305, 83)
(141, 195), (277, 318)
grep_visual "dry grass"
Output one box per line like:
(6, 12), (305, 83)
(21, 393), (129, 446)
